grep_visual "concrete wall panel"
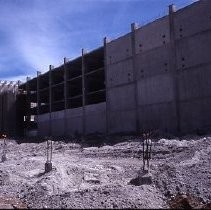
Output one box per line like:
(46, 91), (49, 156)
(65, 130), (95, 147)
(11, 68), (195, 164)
(135, 16), (170, 53)
(136, 45), (171, 79)
(66, 116), (83, 135)
(176, 31), (211, 69)
(202, 98), (211, 129)
(38, 122), (49, 136)
(85, 102), (106, 113)
(51, 110), (65, 120)
(137, 74), (174, 106)
(37, 113), (50, 136)
(51, 119), (64, 136)
(138, 102), (177, 133)
(85, 114), (106, 134)
(66, 107), (83, 135)
(107, 59), (133, 87)
(108, 84), (136, 111)
(85, 103), (106, 134)
(174, 1), (211, 39)
(109, 109), (136, 133)
(180, 99), (204, 133)
(178, 64), (211, 101)
(66, 107), (83, 117)
(37, 113), (50, 122)
(106, 34), (132, 64)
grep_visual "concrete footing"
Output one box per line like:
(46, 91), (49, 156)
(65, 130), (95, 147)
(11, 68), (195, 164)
(45, 162), (52, 173)
(129, 170), (153, 186)
(138, 172), (153, 185)
(1, 154), (7, 162)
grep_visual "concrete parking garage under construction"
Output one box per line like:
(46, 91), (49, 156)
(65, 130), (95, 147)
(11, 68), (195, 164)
(1, 0), (211, 137)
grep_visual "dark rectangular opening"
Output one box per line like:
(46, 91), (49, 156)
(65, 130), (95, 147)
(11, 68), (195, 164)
(39, 104), (49, 114)
(52, 84), (64, 102)
(28, 78), (37, 91)
(85, 70), (105, 93)
(67, 96), (83, 109)
(67, 78), (82, 98)
(39, 89), (49, 103)
(39, 88), (49, 114)
(30, 107), (37, 115)
(84, 47), (104, 73)
(52, 101), (64, 112)
(86, 90), (106, 105)
(66, 57), (82, 79)
(52, 66), (64, 85)
(39, 73), (49, 90)
(29, 92), (37, 103)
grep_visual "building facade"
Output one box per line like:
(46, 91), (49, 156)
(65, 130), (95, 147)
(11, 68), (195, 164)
(18, 0), (211, 137)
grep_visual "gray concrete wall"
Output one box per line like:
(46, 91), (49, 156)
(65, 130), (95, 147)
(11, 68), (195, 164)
(174, 0), (211, 133)
(135, 16), (170, 53)
(174, 1), (211, 40)
(66, 107), (83, 135)
(37, 0), (211, 136)
(37, 102), (106, 136)
(37, 113), (50, 136)
(106, 0), (211, 135)
(85, 102), (106, 134)
(51, 110), (65, 136)
(106, 33), (136, 133)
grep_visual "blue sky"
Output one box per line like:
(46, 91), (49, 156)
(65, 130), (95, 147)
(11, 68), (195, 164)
(0, 0), (196, 82)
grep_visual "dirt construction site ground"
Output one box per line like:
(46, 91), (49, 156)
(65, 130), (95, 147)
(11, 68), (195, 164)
(0, 134), (210, 209)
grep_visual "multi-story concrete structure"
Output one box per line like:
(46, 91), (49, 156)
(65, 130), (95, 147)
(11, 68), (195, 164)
(16, 0), (211, 137)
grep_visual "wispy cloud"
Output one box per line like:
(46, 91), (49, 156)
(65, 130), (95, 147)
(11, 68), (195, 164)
(0, 0), (195, 81)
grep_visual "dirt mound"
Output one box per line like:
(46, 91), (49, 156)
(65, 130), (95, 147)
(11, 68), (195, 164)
(169, 194), (211, 209)
(0, 196), (27, 209)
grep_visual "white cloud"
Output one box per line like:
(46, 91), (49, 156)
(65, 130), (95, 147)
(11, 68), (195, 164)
(0, 0), (90, 79)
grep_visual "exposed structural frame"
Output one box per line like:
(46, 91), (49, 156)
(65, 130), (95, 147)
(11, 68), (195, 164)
(18, 0), (211, 137)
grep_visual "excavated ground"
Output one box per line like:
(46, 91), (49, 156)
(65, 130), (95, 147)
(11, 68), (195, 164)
(0, 135), (210, 209)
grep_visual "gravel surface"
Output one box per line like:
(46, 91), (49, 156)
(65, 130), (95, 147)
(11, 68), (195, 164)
(0, 135), (210, 208)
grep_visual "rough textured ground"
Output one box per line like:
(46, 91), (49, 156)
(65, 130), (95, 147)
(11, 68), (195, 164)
(0, 135), (210, 209)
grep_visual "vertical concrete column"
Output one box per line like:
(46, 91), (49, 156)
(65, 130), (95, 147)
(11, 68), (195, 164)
(131, 23), (140, 134)
(36, 71), (41, 136)
(49, 65), (53, 136)
(36, 71), (41, 115)
(63, 57), (68, 137)
(82, 49), (86, 136)
(103, 37), (110, 135)
(169, 4), (181, 134)
(26, 77), (31, 137)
